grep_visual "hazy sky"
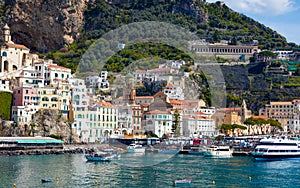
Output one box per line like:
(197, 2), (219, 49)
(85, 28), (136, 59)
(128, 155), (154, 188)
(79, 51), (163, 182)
(206, 0), (300, 45)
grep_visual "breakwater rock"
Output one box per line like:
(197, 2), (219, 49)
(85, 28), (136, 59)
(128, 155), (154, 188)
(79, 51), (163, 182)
(0, 147), (85, 156)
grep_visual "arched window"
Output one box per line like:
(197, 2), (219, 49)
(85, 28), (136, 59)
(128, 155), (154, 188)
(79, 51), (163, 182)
(2, 51), (7, 57)
(51, 97), (58, 102)
(42, 97), (49, 101)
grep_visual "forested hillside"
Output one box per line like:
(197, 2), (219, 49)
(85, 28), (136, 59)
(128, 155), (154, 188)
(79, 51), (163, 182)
(45, 0), (296, 73)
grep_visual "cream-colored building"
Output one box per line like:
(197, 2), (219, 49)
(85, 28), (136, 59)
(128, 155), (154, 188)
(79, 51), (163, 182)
(0, 24), (33, 74)
(259, 101), (294, 132)
(80, 101), (118, 143)
(37, 87), (60, 110)
(191, 42), (258, 60)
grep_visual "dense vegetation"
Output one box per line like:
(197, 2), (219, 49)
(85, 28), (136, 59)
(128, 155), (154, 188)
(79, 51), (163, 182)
(45, 0), (298, 73)
(0, 92), (12, 120)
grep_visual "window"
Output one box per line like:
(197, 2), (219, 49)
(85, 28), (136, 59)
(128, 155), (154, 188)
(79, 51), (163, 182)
(42, 97), (49, 101)
(51, 97), (58, 102)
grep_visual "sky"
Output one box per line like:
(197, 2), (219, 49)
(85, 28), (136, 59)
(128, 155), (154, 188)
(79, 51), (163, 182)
(206, 0), (300, 45)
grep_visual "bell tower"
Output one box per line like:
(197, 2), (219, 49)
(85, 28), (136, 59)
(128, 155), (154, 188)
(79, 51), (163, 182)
(3, 24), (11, 43)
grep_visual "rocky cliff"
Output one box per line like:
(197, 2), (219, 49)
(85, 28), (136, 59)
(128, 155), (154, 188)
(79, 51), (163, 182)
(1, 109), (80, 143)
(3, 0), (89, 52)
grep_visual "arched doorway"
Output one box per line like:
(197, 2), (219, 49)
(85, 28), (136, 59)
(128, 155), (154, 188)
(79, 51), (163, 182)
(22, 54), (26, 66)
(4, 60), (9, 72)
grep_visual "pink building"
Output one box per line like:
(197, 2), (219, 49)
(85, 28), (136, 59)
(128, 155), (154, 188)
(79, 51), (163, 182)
(13, 87), (39, 106)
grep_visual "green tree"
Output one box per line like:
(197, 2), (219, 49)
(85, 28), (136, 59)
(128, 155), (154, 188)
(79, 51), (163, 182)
(258, 50), (277, 61)
(220, 124), (246, 136)
(172, 110), (181, 137)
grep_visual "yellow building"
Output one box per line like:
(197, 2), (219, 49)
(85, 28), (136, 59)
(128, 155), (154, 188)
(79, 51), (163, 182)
(37, 83), (71, 117)
(38, 87), (60, 110)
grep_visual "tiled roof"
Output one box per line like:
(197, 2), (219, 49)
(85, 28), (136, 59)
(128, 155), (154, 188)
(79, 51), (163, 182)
(182, 115), (209, 120)
(145, 110), (171, 115)
(251, 115), (268, 120)
(98, 101), (114, 108)
(5, 42), (29, 50)
(169, 100), (182, 105)
(48, 64), (70, 70)
(136, 96), (154, 99)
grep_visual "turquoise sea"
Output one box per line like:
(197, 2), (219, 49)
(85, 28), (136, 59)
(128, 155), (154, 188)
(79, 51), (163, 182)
(1, 153), (300, 188)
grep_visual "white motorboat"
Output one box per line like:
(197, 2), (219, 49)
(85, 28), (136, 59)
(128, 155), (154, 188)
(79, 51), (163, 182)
(203, 145), (233, 157)
(127, 143), (145, 153)
(251, 136), (300, 160)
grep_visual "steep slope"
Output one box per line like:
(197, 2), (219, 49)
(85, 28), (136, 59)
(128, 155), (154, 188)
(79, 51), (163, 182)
(2, 0), (87, 51)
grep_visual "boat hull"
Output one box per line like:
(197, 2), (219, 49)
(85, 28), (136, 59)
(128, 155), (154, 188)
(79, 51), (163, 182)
(85, 155), (112, 162)
(127, 148), (145, 153)
(158, 149), (180, 154)
(188, 150), (204, 155)
(174, 178), (192, 186)
(203, 151), (232, 157)
(251, 152), (300, 160)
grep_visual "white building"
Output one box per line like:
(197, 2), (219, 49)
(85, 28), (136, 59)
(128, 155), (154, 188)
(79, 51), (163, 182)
(0, 24), (31, 74)
(143, 110), (173, 138)
(182, 115), (217, 138)
(0, 79), (10, 92)
(73, 101), (118, 143)
(46, 64), (72, 86)
(272, 50), (293, 60)
(163, 83), (184, 100)
(70, 78), (90, 141)
(133, 68), (171, 82)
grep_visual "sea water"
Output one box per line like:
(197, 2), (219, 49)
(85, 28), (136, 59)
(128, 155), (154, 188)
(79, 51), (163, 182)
(0, 153), (300, 187)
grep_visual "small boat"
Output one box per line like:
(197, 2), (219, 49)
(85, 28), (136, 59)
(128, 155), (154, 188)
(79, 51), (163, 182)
(203, 145), (233, 157)
(127, 143), (145, 153)
(173, 178), (192, 186)
(41, 178), (52, 183)
(85, 152), (113, 162)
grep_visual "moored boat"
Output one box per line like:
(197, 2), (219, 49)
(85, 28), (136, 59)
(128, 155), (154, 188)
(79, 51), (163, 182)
(173, 178), (192, 186)
(41, 178), (52, 183)
(127, 143), (145, 153)
(85, 152), (113, 162)
(251, 136), (300, 160)
(187, 146), (205, 155)
(203, 145), (233, 157)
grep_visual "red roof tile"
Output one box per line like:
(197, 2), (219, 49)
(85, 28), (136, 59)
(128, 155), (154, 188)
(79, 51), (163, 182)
(145, 110), (171, 115)
(5, 42), (29, 50)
